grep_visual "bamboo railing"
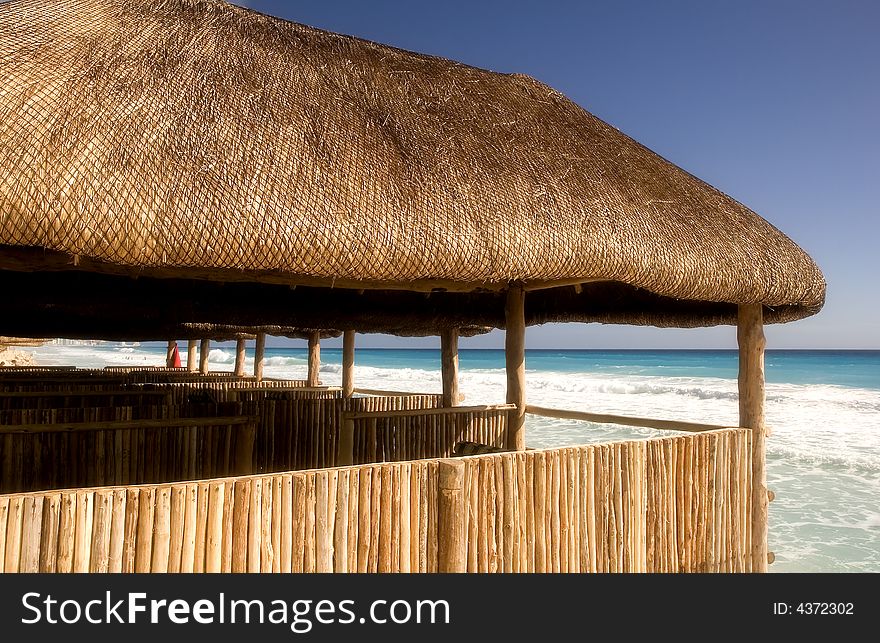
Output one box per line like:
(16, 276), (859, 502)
(0, 428), (751, 573)
(0, 389), (447, 491)
(102, 366), (189, 374)
(0, 459), (441, 573)
(0, 416), (258, 494)
(340, 404), (513, 466)
(0, 389), (174, 410)
(526, 405), (737, 433)
(249, 393), (445, 473)
(456, 429), (752, 572)
(0, 366), (77, 373)
(136, 380), (313, 404)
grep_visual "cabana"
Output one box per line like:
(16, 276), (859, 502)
(0, 0), (825, 573)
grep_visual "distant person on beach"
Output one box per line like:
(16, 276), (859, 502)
(168, 341), (182, 368)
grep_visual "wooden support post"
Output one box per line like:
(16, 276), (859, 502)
(505, 285), (526, 451)
(165, 341), (176, 368)
(438, 459), (466, 572)
(441, 328), (460, 407)
(186, 340), (198, 373)
(307, 331), (321, 387)
(254, 333), (266, 382)
(338, 417), (355, 467)
(199, 339), (210, 375)
(234, 337), (247, 377)
(342, 330), (355, 398)
(738, 303), (767, 573)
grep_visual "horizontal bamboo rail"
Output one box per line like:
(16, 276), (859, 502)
(353, 388), (437, 397)
(134, 380), (312, 404)
(0, 428), (750, 573)
(0, 404), (193, 426)
(0, 365), (77, 370)
(345, 403), (514, 420)
(0, 369), (105, 378)
(0, 416), (254, 435)
(0, 389), (172, 398)
(526, 405), (739, 433)
(0, 379), (128, 392)
(233, 386), (342, 396)
(0, 415), (258, 493)
(0, 390), (174, 411)
(102, 366), (188, 373)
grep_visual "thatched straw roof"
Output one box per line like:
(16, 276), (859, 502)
(0, 0), (824, 338)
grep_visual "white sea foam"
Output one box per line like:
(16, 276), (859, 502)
(208, 349), (235, 364)
(306, 362), (880, 474)
(264, 355), (306, 366)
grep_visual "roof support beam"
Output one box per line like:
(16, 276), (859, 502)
(254, 333), (266, 382)
(505, 285), (526, 451)
(199, 339), (210, 374)
(441, 328), (459, 407)
(738, 303), (767, 572)
(234, 337), (247, 377)
(342, 330), (355, 398)
(307, 331), (321, 387)
(186, 340), (198, 372)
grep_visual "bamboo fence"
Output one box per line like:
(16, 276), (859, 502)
(0, 428), (751, 573)
(0, 392), (447, 492)
(0, 415), (257, 493)
(0, 390), (173, 410)
(457, 429), (751, 572)
(346, 404), (510, 465)
(0, 460), (440, 573)
(102, 366), (189, 374)
(250, 394), (444, 472)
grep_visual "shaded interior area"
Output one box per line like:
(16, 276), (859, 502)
(0, 261), (810, 341)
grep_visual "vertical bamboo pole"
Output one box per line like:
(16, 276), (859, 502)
(187, 340), (198, 372)
(73, 492), (94, 573)
(165, 341), (176, 369)
(308, 332), (321, 387)
(199, 339), (210, 375)
(339, 417), (355, 467)
(378, 467), (392, 573)
(281, 475), (293, 573)
(234, 337), (247, 377)
(4, 496), (23, 573)
(440, 328), (460, 408)
(438, 459), (466, 572)
(205, 482), (224, 573)
(254, 333), (266, 382)
(232, 481), (250, 573)
(505, 285), (526, 451)
(315, 471), (332, 573)
(151, 488), (171, 573)
(235, 422), (256, 476)
(334, 469), (350, 572)
(342, 330), (355, 398)
(167, 487), (185, 573)
(738, 303), (767, 573)
(40, 495), (61, 573)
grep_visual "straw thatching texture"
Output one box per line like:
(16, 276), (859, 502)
(0, 0), (824, 328)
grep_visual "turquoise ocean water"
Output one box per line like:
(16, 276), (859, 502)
(31, 344), (880, 572)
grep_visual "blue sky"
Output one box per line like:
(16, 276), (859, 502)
(231, 1), (878, 349)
